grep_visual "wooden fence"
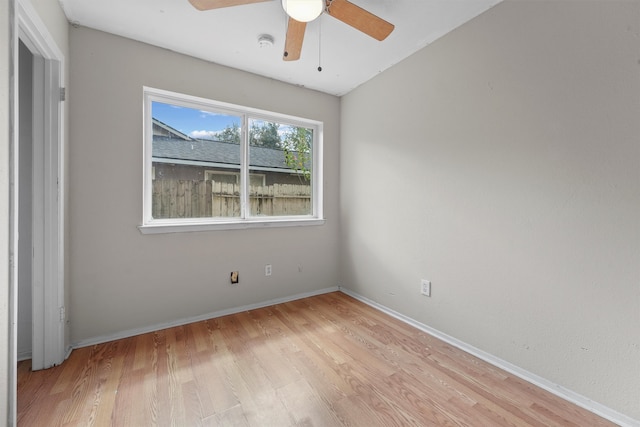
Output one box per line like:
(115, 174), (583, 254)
(152, 179), (213, 219)
(152, 180), (311, 219)
(245, 182), (311, 217)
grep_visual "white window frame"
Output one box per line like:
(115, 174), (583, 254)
(139, 87), (324, 234)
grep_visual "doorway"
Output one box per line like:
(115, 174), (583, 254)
(17, 40), (34, 364)
(14, 0), (66, 372)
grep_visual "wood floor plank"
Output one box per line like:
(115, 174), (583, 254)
(50, 347), (91, 395)
(237, 309), (267, 340)
(88, 340), (127, 426)
(182, 380), (205, 427)
(279, 335), (353, 404)
(18, 291), (618, 426)
(189, 320), (215, 353)
(203, 404), (249, 427)
(276, 378), (343, 427)
(111, 364), (149, 426)
(133, 330), (154, 371)
(192, 349), (238, 418)
(59, 344), (113, 425)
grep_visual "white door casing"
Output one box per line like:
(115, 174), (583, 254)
(13, 0), (66, 373)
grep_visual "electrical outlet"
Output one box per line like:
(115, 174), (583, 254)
(230, 271), (239, 284)
(421, 279), (431, 297)
(265, 264), (272, 276)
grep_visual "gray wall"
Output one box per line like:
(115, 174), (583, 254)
(68, 27), (341, 344)
(340, 0), (640, 420)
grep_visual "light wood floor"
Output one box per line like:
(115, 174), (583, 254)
(18, 291), (615, 426)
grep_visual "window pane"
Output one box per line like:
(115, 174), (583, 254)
(248, 119), (312, 217)
(151, 101), (241, 219)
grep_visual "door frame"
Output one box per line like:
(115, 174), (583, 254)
(11, 0), (66, 374)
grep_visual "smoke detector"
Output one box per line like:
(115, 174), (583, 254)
(258, 34), (274, 48)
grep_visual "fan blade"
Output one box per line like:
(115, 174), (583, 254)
(283, 18), (306, 61)
(188, 0), (271, 12)
(326, 0), (394, 41)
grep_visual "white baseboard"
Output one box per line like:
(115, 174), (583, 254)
(17, 350), (32, 362)
(72, 286), (339, 350)
(339, 286), (639, 427)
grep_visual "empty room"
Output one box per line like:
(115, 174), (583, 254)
(1, 0), (639, 426)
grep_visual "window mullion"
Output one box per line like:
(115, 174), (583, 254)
(240, 114), (250, 219)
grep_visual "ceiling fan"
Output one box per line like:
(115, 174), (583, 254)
(187, 0), (395, 61)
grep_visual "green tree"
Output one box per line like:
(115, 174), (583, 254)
(282, 127), (312, 182)
(250, 121), (281, 149)
(219, 123), (240, 144)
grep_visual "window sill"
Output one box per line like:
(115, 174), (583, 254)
(138, 217), (325, 234)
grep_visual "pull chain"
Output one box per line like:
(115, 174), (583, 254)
(317, 15), (322, 72)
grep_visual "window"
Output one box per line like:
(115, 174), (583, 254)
(140, 87), (323, 233)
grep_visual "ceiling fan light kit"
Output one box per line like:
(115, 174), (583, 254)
(281, 0), (324, 22)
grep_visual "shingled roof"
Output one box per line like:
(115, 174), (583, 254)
(152, 137), (302, 171)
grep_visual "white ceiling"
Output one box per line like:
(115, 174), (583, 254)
(58, 0), (501, 96)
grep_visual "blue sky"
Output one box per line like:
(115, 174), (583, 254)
(152, 101), (240, 140)
(152, 101), (307, 144)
